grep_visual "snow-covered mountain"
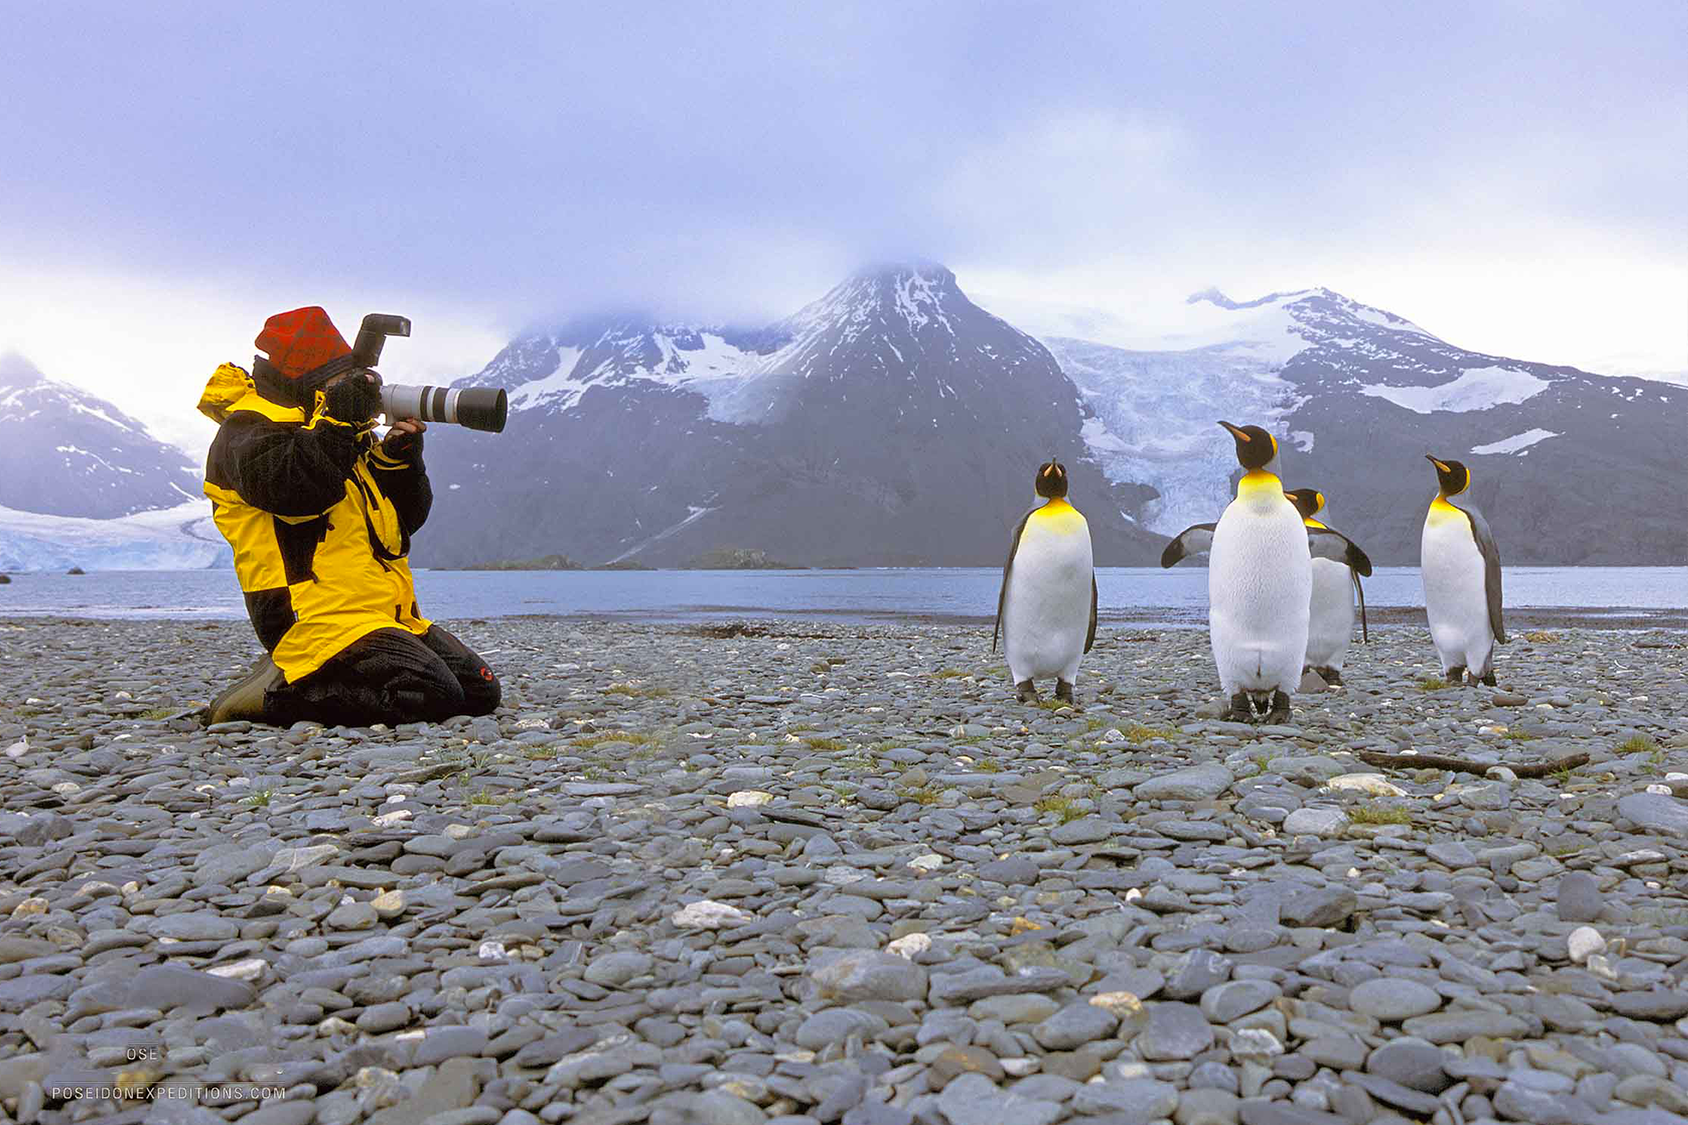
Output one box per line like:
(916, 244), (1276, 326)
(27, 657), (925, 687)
(1035, 288), (1683, 565)
(431, 276), (1682, 568)
(10, 275), (1671, 572)
(0, 353), (226, 571)
(420, 264), (1163, 567)
(0, 352), (202, 517)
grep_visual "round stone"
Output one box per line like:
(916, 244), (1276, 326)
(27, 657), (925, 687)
(1348, 978), (1442, 1021)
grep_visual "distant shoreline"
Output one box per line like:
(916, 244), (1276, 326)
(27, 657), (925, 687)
(3, 605), (1683, 632)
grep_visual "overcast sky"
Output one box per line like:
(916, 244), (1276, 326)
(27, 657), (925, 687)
(3, 2), (1684, 453)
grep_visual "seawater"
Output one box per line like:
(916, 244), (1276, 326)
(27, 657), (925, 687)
(1, 567), (1683, 624)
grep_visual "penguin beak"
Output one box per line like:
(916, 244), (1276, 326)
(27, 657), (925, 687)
(1426, 455), (1450, 472)
(1218, 421), (1248, 441)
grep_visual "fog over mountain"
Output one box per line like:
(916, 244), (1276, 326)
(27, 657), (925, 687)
(421, 265), (1161, 568)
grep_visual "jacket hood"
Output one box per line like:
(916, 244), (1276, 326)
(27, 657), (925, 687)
(199, 363), (306, 425)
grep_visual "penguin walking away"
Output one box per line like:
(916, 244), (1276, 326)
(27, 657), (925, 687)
(993, 458), (1097, 704)
(1422, 455), (1506, 685)
(1284, 488), (1371, 685)
(1161, 423), (1368, 723)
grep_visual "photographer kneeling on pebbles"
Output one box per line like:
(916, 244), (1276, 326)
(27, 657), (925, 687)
(196, 306), (500, 727)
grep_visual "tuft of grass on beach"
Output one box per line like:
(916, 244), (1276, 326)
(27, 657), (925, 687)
(1615, 733), (1659, 755)
(573, 730), (657, 749)
(603, 682), (670, 699)
(1348, 804), (1412, 826)
(242, 790), (273, 808)
(1416, 676), (1448, 692)
(1034, 794), (1088, 824)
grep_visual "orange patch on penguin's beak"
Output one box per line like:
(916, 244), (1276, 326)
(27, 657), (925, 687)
(1218, 421), (1248, 441)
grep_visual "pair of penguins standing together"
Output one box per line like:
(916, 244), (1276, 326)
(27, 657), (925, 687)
(993, 421), (1506, 723)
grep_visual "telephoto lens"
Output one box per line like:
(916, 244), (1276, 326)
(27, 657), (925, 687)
(379, 384), (509, 433)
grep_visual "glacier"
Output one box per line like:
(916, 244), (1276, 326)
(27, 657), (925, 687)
(0, 500), (231, 572)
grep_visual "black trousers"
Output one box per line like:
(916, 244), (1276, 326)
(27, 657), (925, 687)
(265, 625), (501, 728)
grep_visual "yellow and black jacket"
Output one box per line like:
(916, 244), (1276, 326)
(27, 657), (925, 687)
(198, 364), (432, 683)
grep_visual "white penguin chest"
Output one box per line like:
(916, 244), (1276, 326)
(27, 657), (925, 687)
(1422, 505), (1485, 615)
(1210, 494), (1311, 614)
(1004, 505), (1093, 674)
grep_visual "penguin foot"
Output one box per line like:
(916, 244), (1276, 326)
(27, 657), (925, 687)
(1266, 690), (1292, 724)
(1446, 665), (1467, 686)
(1315, 667), (1343, 686)
(1055, 680), (1075, 704)
(1224, 692), (1254, 723)
(1016, 679), (1039, 703)
(1480, 670), (1497, 687)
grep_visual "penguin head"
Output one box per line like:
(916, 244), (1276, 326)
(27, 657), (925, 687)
(1035, 458), (1069, 499)
(1426, 455), (1470, 496)
(1219, 421), (1279, 472)
(1284, 488), (1325, 520)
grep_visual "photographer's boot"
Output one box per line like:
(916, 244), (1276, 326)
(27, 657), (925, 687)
(205, 655), (284, 726)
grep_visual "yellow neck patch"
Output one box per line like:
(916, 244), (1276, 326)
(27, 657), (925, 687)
(1237, 470), (1282, 498)
(1428, 495), (1468, 526)
(1030, 497), (1085, 533)
(1304, 517), (1327, 529)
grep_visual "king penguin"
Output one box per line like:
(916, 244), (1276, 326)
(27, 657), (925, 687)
(1284, 488), (1370, 685)
(993, 458), (1097, 704)
(1422, 455), (1506, 685)
(1161, 423), (1368, 723)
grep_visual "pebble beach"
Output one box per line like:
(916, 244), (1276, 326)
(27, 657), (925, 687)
(2, 615), (1687, 1125)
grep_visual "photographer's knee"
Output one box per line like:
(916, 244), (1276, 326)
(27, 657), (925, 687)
(464, 663), (501, 716)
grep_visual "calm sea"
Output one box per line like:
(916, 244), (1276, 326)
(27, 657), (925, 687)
(1, 567), (1683, 625)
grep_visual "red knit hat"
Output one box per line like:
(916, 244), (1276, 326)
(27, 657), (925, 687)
(255, 307), (352, 380)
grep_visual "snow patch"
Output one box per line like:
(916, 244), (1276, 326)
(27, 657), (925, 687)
(606, 504), (716, 564)
(505, 347), (585, 410)
(1470, 428), (1559, 455)
(1357, 366), (1549, 413)
(1288, 430), (1315, 452)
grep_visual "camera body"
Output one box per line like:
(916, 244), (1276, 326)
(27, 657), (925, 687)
(351, 313), (509, 434)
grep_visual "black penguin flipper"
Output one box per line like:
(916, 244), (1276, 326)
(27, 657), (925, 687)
(1160, 523), (1217, 568)
(993, 508), (1035, 653)
(1308, 525), (1372, 577)
(1352, 569), (1368, 643)
(1452, 497), (1506, 643)
(1085, 572), (1098, 654)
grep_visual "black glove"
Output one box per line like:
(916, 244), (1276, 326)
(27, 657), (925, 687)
(323, 372), (381, 426)
(381, 427), (423, 461)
